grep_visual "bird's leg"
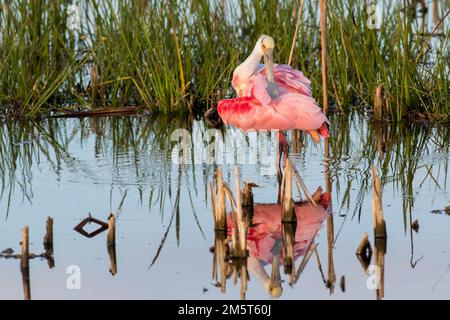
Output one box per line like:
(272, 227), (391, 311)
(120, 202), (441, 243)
(277, 131), (290, 204)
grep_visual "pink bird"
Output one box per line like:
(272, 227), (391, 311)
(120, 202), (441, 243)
(226, 192), (331, 298)
(217, 35), (329, 145)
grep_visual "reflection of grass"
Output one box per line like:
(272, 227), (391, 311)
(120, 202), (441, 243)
(0, 1), (448, 120)
(328, 114), (449, 240)
(0, 114), (448, 242)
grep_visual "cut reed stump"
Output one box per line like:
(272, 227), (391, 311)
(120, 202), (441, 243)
(107, 214), (117, 275)
(372, 165), (387, 240)
(21, 226), (31, 300)
(43, 217), (55, 269)
(107, 243), (117, 276)
(107, 214), (116, 246)
(233, 166), (248, 258)
(373, 84), (387, 121)
(241, 181), (255, 225)
(43, 217), (53, 247)
(374, 237), (386, 300)
(212, 168), (227, 231)
(281, 159), (296, 223)
(211, 231), (228, 294)
(282, 223), (296, 279)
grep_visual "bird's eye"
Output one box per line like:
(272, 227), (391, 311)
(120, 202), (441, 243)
(262, 43), (266, 49)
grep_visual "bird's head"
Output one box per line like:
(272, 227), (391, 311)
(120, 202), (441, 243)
(265, 276), (283, 299)
(257, 35), (275, 57)
(264, 237), (283, 299)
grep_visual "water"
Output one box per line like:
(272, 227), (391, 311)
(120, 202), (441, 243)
(0, 114), (448, 300)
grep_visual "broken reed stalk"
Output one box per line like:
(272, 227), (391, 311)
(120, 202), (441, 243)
(44, 217), (55, 269)
(373, 84), (385, 121)
(291, 129), (303, 154)
(107, 214), (116, 246)
(291, 242), (317, 285)
(233, 166), (247, 257)
(320, 0), (328, 114)
(282, 159), (296, 223)
(107, 214), (117, 275)
(375, 237), (386, 300)
(214, 168), (227, 231)
(241, 181), (254, 225)
(374, 123), (384, 155)
(21, 226), (31, 300)
(107, 242), (117, 276)
(372, 165), (387, 238)
(282, 223), (296, 281)
(240, 263), (248, 300)
(44, 217), (53, 247)
(212, 231), (228, 293)
(21, 227), (29, 271)
(326, 213), (336, 292)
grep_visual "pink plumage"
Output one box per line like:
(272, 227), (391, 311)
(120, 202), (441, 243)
(227, 192), (331, 265)
(217, 36), (329, 141)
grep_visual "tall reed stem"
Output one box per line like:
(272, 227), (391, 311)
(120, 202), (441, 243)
(320, 0), (328, 114)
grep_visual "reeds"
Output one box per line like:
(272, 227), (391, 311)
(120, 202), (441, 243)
(210, 166), (249, 299)
(0, 0), (447, 120)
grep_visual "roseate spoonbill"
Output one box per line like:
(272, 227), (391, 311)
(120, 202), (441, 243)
(217, 35), (329, 151)
(227, 192), (331, 298)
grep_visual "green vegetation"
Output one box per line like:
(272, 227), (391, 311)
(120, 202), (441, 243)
(0, 0), (448, 121)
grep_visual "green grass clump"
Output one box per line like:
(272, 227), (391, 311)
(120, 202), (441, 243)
(0, 0), (448, 121)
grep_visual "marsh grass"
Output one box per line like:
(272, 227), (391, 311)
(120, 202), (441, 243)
(1, 113), (448, 227)
(0, 0), (448, 121)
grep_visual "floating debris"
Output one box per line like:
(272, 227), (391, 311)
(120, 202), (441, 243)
(372, 165), (387, 239)
(74, 213), (109, 238)
(1, 248), (14, 255)
(430, 207), (450, 215)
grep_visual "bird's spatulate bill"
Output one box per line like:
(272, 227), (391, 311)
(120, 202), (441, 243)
(264, 48), (279, 100)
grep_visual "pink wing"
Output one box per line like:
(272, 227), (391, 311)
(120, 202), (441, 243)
(217, 94), (328, 131)
(218, 64), (329, 132)
(232, 193), (331, 264)
(243, 64), (312, 103)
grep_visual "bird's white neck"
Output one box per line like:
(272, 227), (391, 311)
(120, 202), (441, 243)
(247, 256), (271, 291)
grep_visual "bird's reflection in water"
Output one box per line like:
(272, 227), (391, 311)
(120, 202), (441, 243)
(212, 192), (331, 299)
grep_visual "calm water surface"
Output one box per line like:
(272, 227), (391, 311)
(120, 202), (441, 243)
(0, 114), (448, 299)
